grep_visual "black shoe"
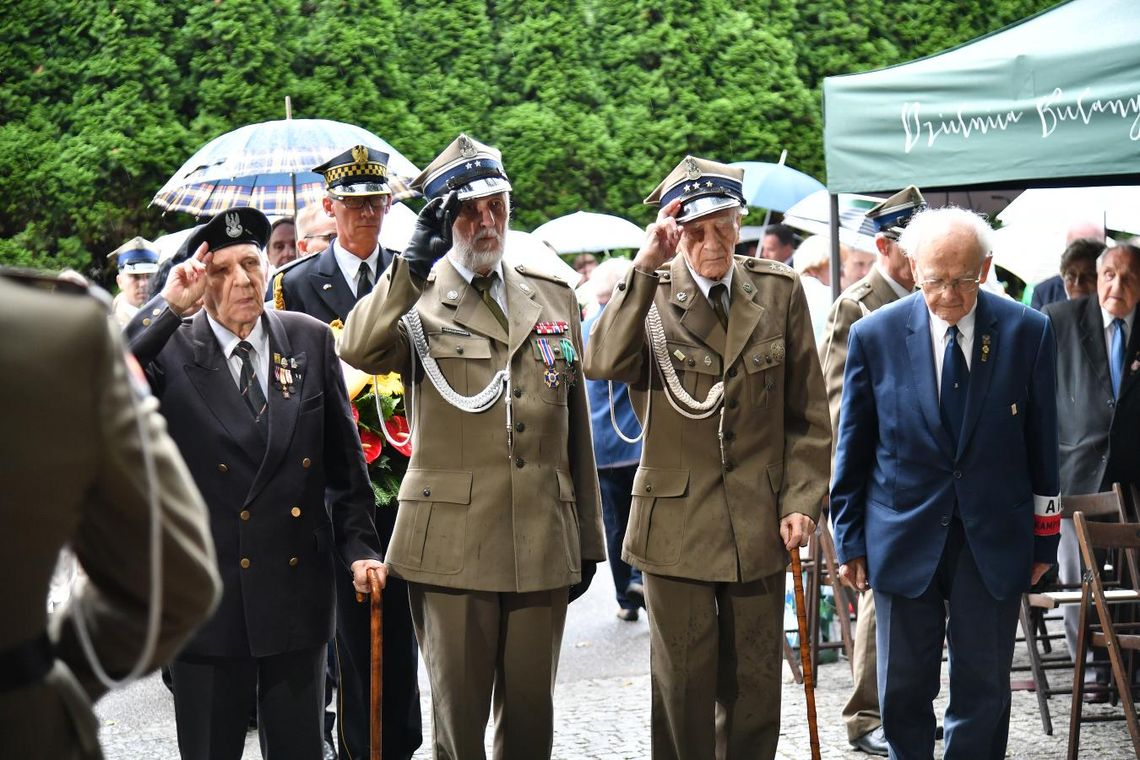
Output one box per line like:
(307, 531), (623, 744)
(616, 607), (639, 622)
(850, 726), (888, 756)
(625, 582), (646, 610)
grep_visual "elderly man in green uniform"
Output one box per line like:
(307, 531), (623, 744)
(339, 134), (605, 760)
(584, 157), (831, 760)
(818, 186), (924, 757)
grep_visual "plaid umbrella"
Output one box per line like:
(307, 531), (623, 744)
(152, 118), (420, 218)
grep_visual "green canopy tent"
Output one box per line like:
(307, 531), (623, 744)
(819, 0), (1140, 293)
(823, 0), (1140, 193)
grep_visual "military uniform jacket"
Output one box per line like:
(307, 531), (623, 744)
(1, 282), (220, 760)
(126, 298), (381, 658)
(338, 255), (605, 593)
(583, 255), (831, 583)
(271, 243), (397, 324)
(819, 266), (903, 431)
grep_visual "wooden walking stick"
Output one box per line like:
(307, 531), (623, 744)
(790, 548), (821, 760)
(369, 568), (384, 760)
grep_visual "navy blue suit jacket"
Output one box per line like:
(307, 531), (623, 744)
(126, 301), (381, 657)
(831, 291), (1060, 601)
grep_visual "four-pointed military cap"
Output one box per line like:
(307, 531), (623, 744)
(645, 156), (747, 223)
(107, 236), (160, 274)
(411, 134), (512, 202)
(187, 206), (271, 255)
(313, 144), (392, 197)
(865, 186), (927, 240)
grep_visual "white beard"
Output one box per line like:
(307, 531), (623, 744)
(450, 229), (506, 274)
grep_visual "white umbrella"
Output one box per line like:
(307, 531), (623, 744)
(989, 224), (1117, 285)
(997, 186), (1140, 234)
(781, 189), (883, 252)
(532, 211), (644, 254)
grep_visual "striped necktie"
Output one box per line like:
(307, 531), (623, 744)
(234, 341), (268, 436)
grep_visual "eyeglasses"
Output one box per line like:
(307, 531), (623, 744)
(918, 274), (982, 295)
(303, 234), (333, 244)
(333, 195), (389, 210)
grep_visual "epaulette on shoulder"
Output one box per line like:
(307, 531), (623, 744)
(741, 256), (795, 279)
(514, 264), (569, 288)
(842, 281), (874, 302)
(273, 251), (320, 279)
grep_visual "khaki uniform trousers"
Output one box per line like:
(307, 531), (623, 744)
(842, 588), (882, 741)
(408, 584), (568, 760)
(644, 572), (784, 760)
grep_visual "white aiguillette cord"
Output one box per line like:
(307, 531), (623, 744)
(609, 302), (726, 447)
(400, 309), (515, 453)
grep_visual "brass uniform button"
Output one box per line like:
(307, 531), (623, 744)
(218, 463), (228, 473)
(142, 318), (151, 327)
(152, 307), (161, 316)
(302, 457), (312, 468)
(513, 388), (523, 398)
(422, 488), (431, 497)
(290, 507), (301, 518)
(645, 484), (653, 493)
(240, 558), (250, 569)
(240, 510), (250, 521)
(289, 557), (299, 567)
(515, 457), (525, 468)
(456, 346), (464, 355)
(515, 422), (526, 432)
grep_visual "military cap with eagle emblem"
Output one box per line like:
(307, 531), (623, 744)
(312, 144), (392, 198)
(411, 133), (512, 201)
(864, 185), (927, 240)
(187, 206), (271, 255)
(107, 236), (160, 274)
(645, 156), (747, 223)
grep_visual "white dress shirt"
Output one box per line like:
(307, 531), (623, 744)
(333, 239), (380, 298)
(928, 302), (977, 399)
(1101, 305), (1134, 361)
(207, 314), (269, 398)
(449, 257), (509, 316)
(684, 258), (734, 307)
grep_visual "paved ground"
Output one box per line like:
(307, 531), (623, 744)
(95, 568), (1133, 758)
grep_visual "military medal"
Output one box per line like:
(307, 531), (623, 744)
(534, 321), (568, 335)
(981, 334), (991, 362)
(559, 338), (578, 389)
(538, 338), (560, 388)
(273, 353), (297, 398)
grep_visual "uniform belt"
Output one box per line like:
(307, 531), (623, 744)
(0, 633), (54, 691)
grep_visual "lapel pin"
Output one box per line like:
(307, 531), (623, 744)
(981, 334), (991, 362)
(677, 291), (688, 302)
(322, 283), (333, 291)
(1011, 403), (1018, 416)
(447, 290), (459, 300)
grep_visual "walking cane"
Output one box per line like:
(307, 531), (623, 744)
(357, 569), (384, 760)
(790, 548), (821, 760)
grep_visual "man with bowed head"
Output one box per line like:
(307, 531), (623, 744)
(339, 134), (605, 760)
(831, 206), (1060, 759)
(585, 156), (831, 759)
(125, 206), (385, 760)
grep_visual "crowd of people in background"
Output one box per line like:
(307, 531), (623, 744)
(8, 130), (1140, 760)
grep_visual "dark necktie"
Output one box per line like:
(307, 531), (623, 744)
(1110, 317), (1126, 399)
(471, 274), (509, 334)
(939, 325), (969, 446)
(356, 263), (373, 298)
(709, 283), (730, 330)
(234, 341), (268, 436)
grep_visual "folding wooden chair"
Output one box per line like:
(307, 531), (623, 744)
(1067, 511), (1140, 758)
(1017, 485), (1129, 735)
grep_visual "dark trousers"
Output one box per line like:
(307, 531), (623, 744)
(599, 464), (643, 609)
(875, 520), (1020, 760)
(170, 645), (325, 760)
(335, 506), (422, 760)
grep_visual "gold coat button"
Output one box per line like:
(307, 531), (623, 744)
(218, 463), (229, 473)
(240, 510), (250, 521)
(289, 557), (299, 567)
(291, 507), (301, 518)
(302, 457), (312, 468)
(152, 307), (161, 316)
(240, 558), (251, 569)
(645, 484), (653, 493)
(142, 318), (151, 327)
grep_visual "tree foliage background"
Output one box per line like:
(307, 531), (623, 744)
(0, 0), (1056, 282)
